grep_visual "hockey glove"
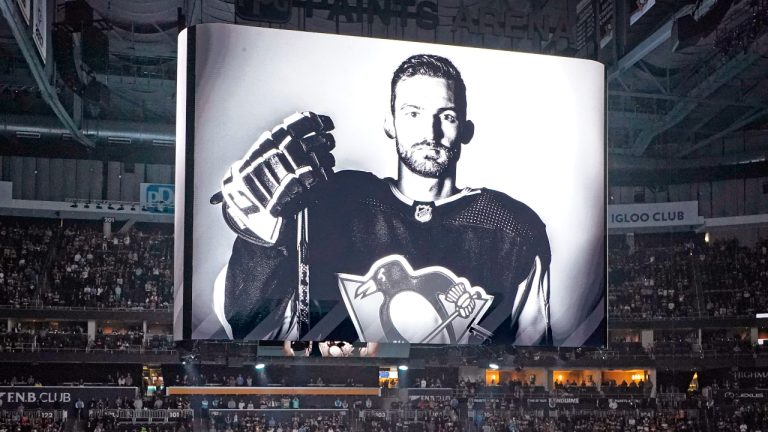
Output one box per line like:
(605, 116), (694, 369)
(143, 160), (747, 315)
(211, 112), (336, 245)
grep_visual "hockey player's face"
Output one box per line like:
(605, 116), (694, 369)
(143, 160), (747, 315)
(393, 76), (462, 178)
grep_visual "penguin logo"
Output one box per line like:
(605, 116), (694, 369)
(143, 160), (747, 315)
(337, 255), (494, 344)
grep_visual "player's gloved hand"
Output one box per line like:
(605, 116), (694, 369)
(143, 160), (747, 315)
(210, 112), (336, 245)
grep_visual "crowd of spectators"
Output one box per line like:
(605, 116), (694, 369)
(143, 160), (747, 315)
(0, 375), (41, 386)
(113, 423), (190, 432)
(49, 223), (173, 310)
(0, 366), (141, 387)
(85, 409), (192, 432)
(0, 220), (53, 308)
(609, 237), (768, 321)
(208, 412), (348, 432)
(1, 215), (767, 322)
(356, 401), (768, 431)
(361, 408), (460, 432)
(608, 242), (697, 320)
(84, 395), (191, 411)
(0, 322), (88, 351)
(0, 411), (63, 432)
(0, 322), (172, 352)
(164, 367), (374, 388)
(456, 377), (546, 399)
(92, 327), (145, 351)
(0, 217), (174, 311)
(698, 239), (768, 319)
(700, 330), (754, 354)
(469, 410), (703, 432)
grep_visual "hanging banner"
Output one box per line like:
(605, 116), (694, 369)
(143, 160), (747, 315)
(598, 0), (614, 48)
(630, 0), (656, 26)
(32, 0), (48, 63)
(16, 0), (32, 25)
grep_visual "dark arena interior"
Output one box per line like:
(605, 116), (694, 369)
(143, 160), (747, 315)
(0, 0), (768, 431)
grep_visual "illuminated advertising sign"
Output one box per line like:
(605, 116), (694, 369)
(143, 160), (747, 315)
(140, 183), (175, 214)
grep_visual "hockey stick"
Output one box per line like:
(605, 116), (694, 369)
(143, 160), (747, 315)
(297, 208), (310, 337)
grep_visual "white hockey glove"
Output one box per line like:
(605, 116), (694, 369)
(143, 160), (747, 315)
(210, 112), (336, 245)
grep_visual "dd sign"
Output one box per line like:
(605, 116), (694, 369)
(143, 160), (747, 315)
(140, 183), (175, 214)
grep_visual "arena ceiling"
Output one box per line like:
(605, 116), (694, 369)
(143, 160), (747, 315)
(0, 0), (766, 175)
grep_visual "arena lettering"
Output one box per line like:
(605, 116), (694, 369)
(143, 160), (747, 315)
(0, 391), (71, 403)
(733, 371), (768, 379)
(451, 7), (573, 45)
(610, 211), (686, 224)
(407, 395), (452, 401)
(737, 393), (764, 399)
(549, 397), (579, 404)
(235, 0), (576, 49)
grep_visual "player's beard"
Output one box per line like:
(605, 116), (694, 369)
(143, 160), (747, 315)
(396, 140), (458, 178)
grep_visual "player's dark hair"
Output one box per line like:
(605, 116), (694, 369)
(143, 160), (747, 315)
(390, 54), (467, 118)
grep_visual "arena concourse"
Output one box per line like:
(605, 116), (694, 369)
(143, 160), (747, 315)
(1, 0), (768, 431)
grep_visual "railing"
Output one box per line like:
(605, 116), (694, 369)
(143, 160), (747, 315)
(0, 303), (172, 311)
(0, 345), (176, 354)
(64, 198), (175, 214)
(207, 409), (349, 427)
(610, 312), (767, 321)
(88, 409), (193, 421)
(0, 409), (67, 421)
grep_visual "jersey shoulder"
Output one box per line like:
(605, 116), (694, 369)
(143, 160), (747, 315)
(452, 188), (548, 243)
(325, 170), (392, 201)
(333, 170), (385, 188)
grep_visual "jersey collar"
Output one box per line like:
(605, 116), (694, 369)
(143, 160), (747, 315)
(387, 181), (480, 207)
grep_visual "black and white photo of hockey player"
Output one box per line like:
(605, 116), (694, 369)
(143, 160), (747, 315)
(213, 54), (552, 345)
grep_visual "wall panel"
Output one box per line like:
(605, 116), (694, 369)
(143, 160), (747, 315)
(36, 158), (50, 201)
(48, 158), (65, 201)
(21, 157), (36, 200)
(62, 159), (77, 200)
(106, 161), (122, 201)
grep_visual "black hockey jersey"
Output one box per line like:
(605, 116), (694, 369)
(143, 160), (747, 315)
(224, 170), (551, 345)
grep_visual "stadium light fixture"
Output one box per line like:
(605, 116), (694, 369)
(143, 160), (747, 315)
(255, 363), (266, 370)
(398, 365), (408, 371)
(489, 363), (500, 370)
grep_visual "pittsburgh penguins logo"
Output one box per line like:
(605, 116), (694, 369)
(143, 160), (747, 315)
(337, 255), (493, 344)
